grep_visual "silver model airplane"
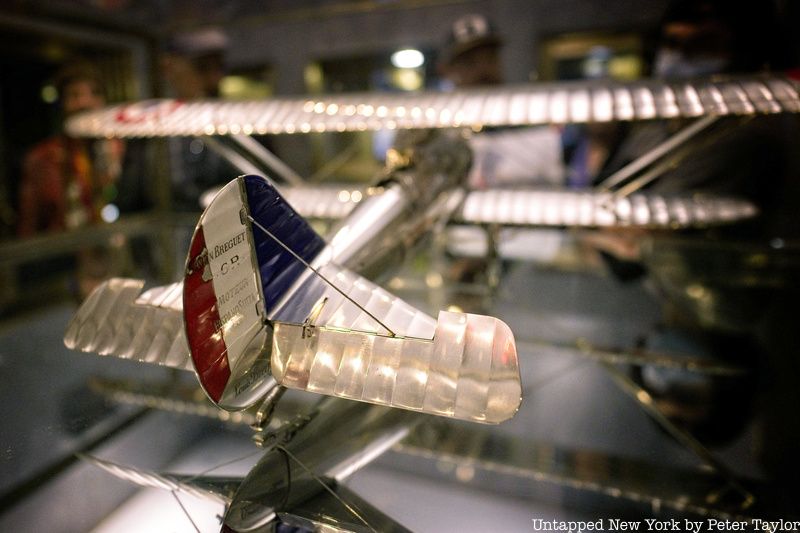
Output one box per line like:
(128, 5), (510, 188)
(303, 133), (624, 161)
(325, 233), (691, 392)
(62, 75), (800, 531)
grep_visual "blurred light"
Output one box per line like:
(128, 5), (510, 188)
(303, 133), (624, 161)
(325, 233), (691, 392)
(41, 85), (58, 103)
(391, 48), (424, 69)
(425, 272), (443, 289)
(101, 203), (119, 223)
(388, 277), (404, 290)
(608, 55), (643, 80)
(455, 464), (476, 482)
(636, 390), (652, 404)
(392, 68), (423, 91)
(220, 75), (272, 100)
(304, 63), (323, 92)
(686, 284), (707, 299)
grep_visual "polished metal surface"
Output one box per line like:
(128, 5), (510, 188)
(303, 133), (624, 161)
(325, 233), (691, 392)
(390, 423), (759, 521)
(64, 279), (193, 370)
(211, 182), (759, 230)
(458, 189), (757, 228)
(201, 184), (369, 220)
(269, 261), (436, 338)
(266, 185), (759, 229)
(277, 483), (412, 533)
(88, 377), (262, 426)
(79, 454), (236, 505)
(182, 178), (276, 411)
(272, 310), (521, 424)
(225, 397), (416, 531)
(66, 76), (800, 138)
(280, 185), (370, 220)
(243, 183), (759, 230)
(316, 130), (471, 278)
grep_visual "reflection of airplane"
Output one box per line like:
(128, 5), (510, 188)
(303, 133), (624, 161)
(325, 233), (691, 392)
(62, 75), (800, 530)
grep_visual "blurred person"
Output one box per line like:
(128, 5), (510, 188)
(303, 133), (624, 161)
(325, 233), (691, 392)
(18, 61), (124, 236)
(438, 13), (504, 88)
(161, 30), (238, 211)
(16, 61), (131, 299)
(436, 15), (567, 310)
(438, 14), (564, 189)
(585, 0), (798, 265)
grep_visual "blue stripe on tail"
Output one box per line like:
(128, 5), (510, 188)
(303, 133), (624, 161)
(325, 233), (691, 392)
(242, 175), (326, 313)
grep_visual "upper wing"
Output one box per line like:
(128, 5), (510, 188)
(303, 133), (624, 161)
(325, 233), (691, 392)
(66, 76), (800, 138)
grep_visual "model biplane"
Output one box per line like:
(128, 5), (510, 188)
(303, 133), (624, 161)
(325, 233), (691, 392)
(63, 74), (800, 531)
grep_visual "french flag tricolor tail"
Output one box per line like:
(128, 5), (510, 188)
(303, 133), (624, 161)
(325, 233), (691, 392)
(184, 174), (522, 424)
(183, 175), (324, 410)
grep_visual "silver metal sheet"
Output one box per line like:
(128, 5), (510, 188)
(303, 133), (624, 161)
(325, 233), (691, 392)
(79, 454), (235, 505)
(66, 76), (800, 138)
(63, 278), (193, 370)
(458, 189), (757, 228)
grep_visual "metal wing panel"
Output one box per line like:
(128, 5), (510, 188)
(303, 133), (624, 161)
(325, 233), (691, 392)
(277, 483), (413, 533)
(269, 262), (436, 338)
(80, 454), (236, 505)
(457, 189), (757, 228)
(66, 76), (800, 138)
(270, 279), (521, 423)
(64, 279), (193, 370)
(280, 185), (364, 220)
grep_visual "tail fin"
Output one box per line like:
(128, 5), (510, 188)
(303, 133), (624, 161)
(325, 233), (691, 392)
(184, 175), (321, 410)
(184, 175), (521, 423)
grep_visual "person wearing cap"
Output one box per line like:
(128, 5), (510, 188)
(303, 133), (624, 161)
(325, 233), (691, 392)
(439, 14), (504, 88)
(438, 14), (565, 189)
(437, 15), (567, 305)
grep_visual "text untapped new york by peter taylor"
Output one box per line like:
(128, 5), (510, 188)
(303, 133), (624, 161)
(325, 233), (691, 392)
(529, 517), (800, 533)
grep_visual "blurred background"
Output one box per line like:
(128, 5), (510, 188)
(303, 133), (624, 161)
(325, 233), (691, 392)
(1, 1), (799, 531)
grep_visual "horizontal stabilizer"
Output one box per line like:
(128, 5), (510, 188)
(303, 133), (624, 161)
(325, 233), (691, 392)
(64, 279), (192, 370)
(272, 310), (521, 424)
